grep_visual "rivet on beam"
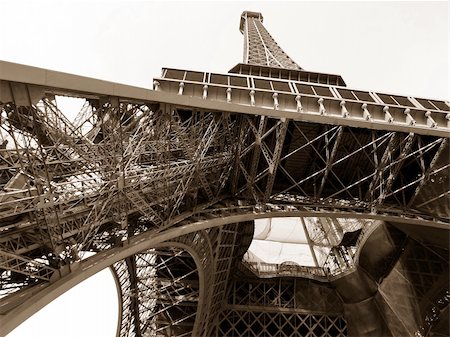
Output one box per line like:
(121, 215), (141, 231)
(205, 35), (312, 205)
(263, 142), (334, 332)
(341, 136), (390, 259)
(153, 80), (160, 91)
(383, 106), (394, 123)
(425, 111), (437, 128)
(295, 95), (303, 112)
(340, 100), (349, 118)
(178, 82), (185, 95)
(272, 92), (279, 110)
(404, 108), (416, 125)
(202, 85), (208, 99)
(249, 90), (256, 106)
(362, 103), (372, 121)
(226, 87), (232, 103)
(318, 97), (326, 115)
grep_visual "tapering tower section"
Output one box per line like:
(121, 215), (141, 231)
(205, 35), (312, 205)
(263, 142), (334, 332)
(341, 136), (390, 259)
(240, 11), (301, 70)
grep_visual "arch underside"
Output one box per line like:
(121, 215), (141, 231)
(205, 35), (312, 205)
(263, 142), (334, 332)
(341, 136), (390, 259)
(108, 218), (448, 337)
(0, 199), (448, 336)
(112, 247), (201, 337)
(111, 223), (254, 337)
(0, 70), (449, 337)
(1, 95), (447, 289)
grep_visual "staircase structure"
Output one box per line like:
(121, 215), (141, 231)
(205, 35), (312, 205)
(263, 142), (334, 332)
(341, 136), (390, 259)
(0, 11), (449, 337)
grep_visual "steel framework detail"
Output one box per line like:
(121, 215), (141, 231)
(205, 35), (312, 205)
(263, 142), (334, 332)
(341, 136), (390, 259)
(0, 10), (449, 337)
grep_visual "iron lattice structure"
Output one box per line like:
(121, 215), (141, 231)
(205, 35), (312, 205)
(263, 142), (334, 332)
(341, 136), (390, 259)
(0, 11), (449, 337)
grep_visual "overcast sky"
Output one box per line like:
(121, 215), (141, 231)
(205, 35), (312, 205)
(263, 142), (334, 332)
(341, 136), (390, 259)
(2, 1), (449, 336)
(1, 1), (448, 99)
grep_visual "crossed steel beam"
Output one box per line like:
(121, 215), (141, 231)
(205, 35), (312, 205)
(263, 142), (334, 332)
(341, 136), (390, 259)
(0, 24), (449, 335)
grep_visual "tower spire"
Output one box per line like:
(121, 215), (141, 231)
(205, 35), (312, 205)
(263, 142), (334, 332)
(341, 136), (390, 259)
(240, 11), (301, 70)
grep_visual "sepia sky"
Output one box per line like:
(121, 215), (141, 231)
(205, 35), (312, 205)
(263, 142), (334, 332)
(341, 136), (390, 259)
(0, 1), (448, 99)
(2, 0), (449, 336)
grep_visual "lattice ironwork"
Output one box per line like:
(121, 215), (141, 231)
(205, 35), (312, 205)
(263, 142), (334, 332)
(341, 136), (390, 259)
(219, 310), (347, 337)
(226, 277), (343, 314)
(0, 9), (449, 337)
(240, 11), (301, 70)
(219, 274), (347, 336)
(377, 238), (449, 337)
(110, 222), (251, 337)
(0, 95), (237, 297)
(112, 248), (200, 337)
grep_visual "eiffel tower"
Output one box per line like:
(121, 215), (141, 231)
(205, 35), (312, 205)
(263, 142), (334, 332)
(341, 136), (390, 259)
(0, 10), (449, 337)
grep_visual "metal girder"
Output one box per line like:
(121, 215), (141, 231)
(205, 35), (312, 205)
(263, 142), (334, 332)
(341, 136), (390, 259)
(367, 132), (399, 204)
(275, 124), (353, 199)
(246, 115), (268, 201)
(0, 250), (57, 282)
(113, 247), (200, 337)
(219, 277), (346, 336)
(155, 70), (450, 138)
(1, 91), (448, 303)
(376, 238), (449, 336)
(317, 127), (344, 198)
(111, 224), (245, 337)
(3, 61), (450, 138)
(262, 119), (289, 202)
(374, 133), (415, 206)
(1, 197), (448, 336)
(407, 138), (448, 206)
(1, 86), (235, 297)
(125, 255), (142, 337)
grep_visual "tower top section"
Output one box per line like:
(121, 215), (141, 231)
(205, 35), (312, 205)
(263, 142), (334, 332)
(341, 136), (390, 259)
(239, 11), (263, 33)
(239, 10), (301, 70)
(230, 11), (345, 86)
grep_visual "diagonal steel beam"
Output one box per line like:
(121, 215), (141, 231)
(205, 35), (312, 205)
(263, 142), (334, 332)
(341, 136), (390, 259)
(247, 116), (267, 201)
(262, 119), (288, 202)
(408, 138), (448, 207)
(277, 127), (391, 199)
(125, 255), (142, 337)
(375, 133), (415, 206)
(366, 132), (398, 203)
(317, 127), (344, 198)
